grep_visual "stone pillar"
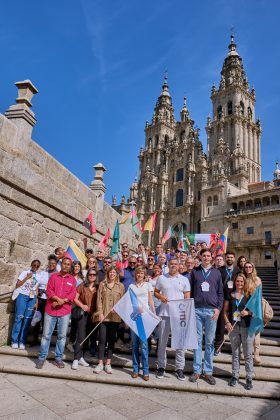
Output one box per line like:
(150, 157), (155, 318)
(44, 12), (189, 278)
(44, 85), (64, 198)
(5, 80), (38, 139)
(90, 163), (106, 225)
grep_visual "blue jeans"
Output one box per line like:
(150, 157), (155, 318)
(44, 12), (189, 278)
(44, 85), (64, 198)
(38, 312), (71, 361)
(193, 308), (217, 375)
(11, 294), (36, 344)
(131, 330), (149, 375)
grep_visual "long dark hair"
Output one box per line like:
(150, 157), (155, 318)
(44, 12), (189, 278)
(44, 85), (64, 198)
(85, 268), (99, 288)
(71, 260), (84, 280)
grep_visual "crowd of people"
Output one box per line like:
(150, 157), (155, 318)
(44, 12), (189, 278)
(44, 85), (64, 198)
(10, 241), (264, 390)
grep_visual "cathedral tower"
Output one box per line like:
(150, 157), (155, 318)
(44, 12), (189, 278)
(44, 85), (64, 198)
(206, 35), (261, 187)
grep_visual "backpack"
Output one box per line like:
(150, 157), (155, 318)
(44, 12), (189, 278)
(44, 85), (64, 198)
(262, 298), (274, 326)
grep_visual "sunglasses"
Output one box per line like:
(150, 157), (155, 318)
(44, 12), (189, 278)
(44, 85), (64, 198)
(148, 258), (154, 261)
(122, 245), (128, 248)
(245, 266), (253, 269)
(123, 254), (128, 257)
(129, 261), (137, 264)
(88, 273), (97, 276)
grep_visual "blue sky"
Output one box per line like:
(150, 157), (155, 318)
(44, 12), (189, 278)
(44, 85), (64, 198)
(0, 0), (279, 203)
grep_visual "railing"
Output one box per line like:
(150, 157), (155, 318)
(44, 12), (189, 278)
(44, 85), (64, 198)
(225, 204), (280, 216)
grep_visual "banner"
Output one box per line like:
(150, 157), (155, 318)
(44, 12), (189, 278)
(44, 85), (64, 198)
(114, 288), (160, 342)
(169, 299), (198, 350)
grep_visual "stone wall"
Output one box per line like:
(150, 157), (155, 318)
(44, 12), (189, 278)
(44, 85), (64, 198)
(0, 80), (135, 344)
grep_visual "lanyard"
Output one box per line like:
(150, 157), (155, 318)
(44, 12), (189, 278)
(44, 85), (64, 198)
(201, 267), (211, 282)
(226, 267), (233, 280)
(235, 293), (244, 310)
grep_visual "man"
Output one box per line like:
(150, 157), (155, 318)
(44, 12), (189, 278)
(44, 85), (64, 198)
(54, 247), (65, 271)
(120, 256), (136, 291)
(36, 257), (76, 369)
(98, 256), (112, 282)
(121, 243), (130, 253)
(154, 243), (164, 263)
(157, 253), (169, 275)
(85, 248), (94, 259)
(96, 249), (105, 270)
(116, 250), (129, 271)
(146, 254), (155, 276)
(155, 258), (191, 381)
(137, 243), (148, 265)
(214, 254), (224, 269)
(179, 250), (188, 264)
(183, 257), (195, 279)
(32, 254), (58, 345)
(214, 251), (240, 355)
(189, 249), (223, 385)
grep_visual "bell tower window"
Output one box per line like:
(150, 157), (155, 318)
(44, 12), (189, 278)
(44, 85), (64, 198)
(217, 105), (222, 119)
(227, 101), (233, 115)
(240, 101), (244, 116)
(176, 168), (184, 182)
(176, 189), (184, 207)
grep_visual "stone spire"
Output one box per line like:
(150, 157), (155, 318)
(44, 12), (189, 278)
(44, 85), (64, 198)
(180, 96), (189, 122)
(152, 72), (175, 126)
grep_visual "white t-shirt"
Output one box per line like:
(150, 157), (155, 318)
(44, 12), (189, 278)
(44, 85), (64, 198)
(129, 282), (153, 309)
(155, 273), (191, 316)
(17, 270), (40, 297)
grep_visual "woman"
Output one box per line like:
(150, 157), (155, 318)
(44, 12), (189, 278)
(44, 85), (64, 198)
(72, 268), (98, 370)
(67, 261), (85, 352)
(11, 260), (41, 349)
(82, 256), (98, 278)
(224, 273), (254, 390)
(93, 266), (125, 374)
(237, 256), (247, 271)
(243, 261), (262, 365)
(130, 266), (156, 381)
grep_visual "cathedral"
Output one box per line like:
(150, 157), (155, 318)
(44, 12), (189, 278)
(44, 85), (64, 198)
(113, 35), (280, 266)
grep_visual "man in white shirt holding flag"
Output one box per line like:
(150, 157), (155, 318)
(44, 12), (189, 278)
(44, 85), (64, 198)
(154, 258), (192, 381)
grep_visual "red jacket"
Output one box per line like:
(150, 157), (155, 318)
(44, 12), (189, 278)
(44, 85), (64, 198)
(45, 272), (76, 316)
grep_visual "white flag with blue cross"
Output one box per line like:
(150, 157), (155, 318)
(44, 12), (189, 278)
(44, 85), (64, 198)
(114, 288), (160, 342)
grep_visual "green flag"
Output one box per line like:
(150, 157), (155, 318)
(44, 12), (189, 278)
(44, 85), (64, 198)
(110, 220), (120, 256)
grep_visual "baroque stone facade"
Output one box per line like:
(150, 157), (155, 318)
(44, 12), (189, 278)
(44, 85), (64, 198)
(120, 36), (280, 265)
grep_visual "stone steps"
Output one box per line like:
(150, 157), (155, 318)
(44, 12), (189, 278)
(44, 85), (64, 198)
(0, 351), (279, 399)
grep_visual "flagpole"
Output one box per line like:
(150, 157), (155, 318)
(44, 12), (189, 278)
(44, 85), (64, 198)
(79, 308), (114, 346)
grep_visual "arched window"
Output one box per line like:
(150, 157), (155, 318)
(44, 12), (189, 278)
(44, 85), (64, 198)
(207, 196), (212, 206)
(227, 101), (233, 115)
(240, 101), (244, 116)
(176, 189), (184, 207)
(213, 195), (218, 206)
(154, 135), (159, 148)
(176, 168), (184, 182)
(197, 191), (201, 201)
(247, 107), (252, 120)
(217, 105), (222, 119)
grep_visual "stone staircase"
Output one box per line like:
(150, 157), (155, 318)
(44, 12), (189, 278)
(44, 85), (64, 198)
(0, 266), (280, 399)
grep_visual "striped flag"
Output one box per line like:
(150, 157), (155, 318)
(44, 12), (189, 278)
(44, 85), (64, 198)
(119, 211), (131, 224)
(64, 239), (87, 268)
(114, 288), (160, 342)
(131, 207), (142, 236)
(143, 213), (157, 232)
(161, 225), (175, 244)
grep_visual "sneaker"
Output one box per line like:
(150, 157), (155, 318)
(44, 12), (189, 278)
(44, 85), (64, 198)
(79, 357), (89, 367)
(214, 349), (220, 356)
(19, 344), (25, 350)
(93, 364), (104, 374)
(245, 379), (253, 390)
(104, 364), (113, 374)
(35, 359), (45, 369)
(11, 343), (18, 349)
(229, 377), (237, 387)
(66, 343), (74, 353)
(189, 373), (200, 383)
(156, 368), (165, 379)
(53, 359), (65, 368)
(204, 374), (216, 386)
(72, 360), (79, 370)
(175, 369), (186, 381)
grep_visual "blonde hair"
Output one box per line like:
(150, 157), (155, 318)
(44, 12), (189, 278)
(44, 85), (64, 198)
(105, 266), (120, 283)
(233, 272), (249, 297)
(135, 265), (147, 282)
(243, 261), (261, 296)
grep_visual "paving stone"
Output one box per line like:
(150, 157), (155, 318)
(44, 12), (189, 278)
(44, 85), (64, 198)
(102, 391), (164, 419)
(63, 404), (127, 420)
(209, 394), (279, 416)
(66, 380), (128, 399)
(261, 405), (280, 420)
(139, 407), (191, 420)
(6, 373), (66, 392)
(31, 383), (98, 416)
(2, 405), (62, 420)
(0, 386), (41, 416)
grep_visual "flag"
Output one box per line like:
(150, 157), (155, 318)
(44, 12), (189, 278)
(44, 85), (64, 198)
(220, 227), (229, 253)
(110, 220), (120, 256)
(161, 225), (175, 244)
(178, 226), (187, 251)
(143, 213), (157, 232)
(186, 233), (213, 246)
(169, 299), (198, 349)
(64, 239), (87, 268)
(98, 228), (111, 250)
(114, 288), (160, 342)
(119, 212), (131, 224)
(131, 207), (142, 236)
(245, 286), (264, 337)
(83, 212), (96, 235)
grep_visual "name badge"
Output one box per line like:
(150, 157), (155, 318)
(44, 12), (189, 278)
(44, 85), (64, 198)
(201, 282), (210, 292)
(227, 280), (233, 289)
(67, 282), (72, 286)
(233, 311), (241, 322)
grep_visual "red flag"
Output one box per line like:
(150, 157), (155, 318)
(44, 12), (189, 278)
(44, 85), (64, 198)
(84, 212), (96, 235)
(98, 228), (111, 250)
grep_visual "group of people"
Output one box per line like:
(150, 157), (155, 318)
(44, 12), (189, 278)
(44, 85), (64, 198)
(10, 241), (263, 390)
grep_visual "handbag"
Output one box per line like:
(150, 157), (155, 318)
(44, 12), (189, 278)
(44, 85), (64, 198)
(72, 306), (84, 320)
